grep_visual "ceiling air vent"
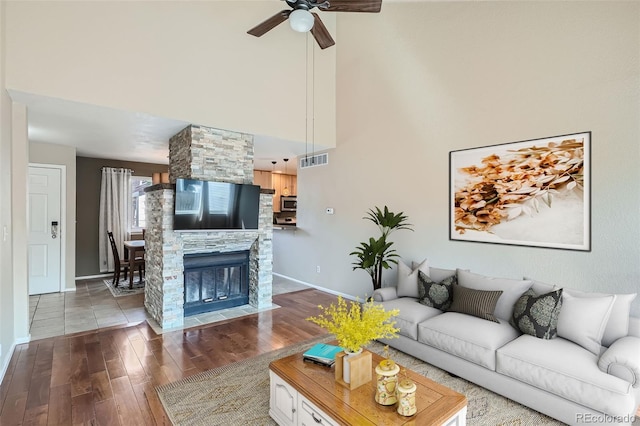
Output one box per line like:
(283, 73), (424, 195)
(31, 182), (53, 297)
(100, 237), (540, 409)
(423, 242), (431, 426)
(300, 153), (328, 169)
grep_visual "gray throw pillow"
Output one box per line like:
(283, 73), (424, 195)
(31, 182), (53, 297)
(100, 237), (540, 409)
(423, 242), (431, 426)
(563, 289), (636, 347)
(447, 285), (503, 323)
(557, 292), (616, 355)
(417, 270), (456, 311)
(396, 259), (429, 298)
(510, 288), (563, 339)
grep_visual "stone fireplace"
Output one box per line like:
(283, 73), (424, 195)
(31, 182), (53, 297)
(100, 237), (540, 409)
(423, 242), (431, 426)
(143, 125), (274, 330)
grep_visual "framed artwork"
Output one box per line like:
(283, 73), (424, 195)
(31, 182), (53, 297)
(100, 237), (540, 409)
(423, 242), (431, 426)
(450, 132), (591, 251)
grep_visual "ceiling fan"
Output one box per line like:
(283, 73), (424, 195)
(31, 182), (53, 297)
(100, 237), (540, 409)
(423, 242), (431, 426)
(247, 0), (382, 50)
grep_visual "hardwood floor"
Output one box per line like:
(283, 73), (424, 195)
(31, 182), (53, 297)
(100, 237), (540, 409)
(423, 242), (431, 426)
(0, 289), (338, 426)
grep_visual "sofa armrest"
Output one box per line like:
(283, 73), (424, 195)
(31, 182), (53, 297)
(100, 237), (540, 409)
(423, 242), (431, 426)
(372, 287), (398, 302)
(598, 336), (640, 387)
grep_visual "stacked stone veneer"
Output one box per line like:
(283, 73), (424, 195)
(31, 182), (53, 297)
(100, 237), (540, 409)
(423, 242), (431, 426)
(169, 125), (254, 185)
(144, 124), (273, 330)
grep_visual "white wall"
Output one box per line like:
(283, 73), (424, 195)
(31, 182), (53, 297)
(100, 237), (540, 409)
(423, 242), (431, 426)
(11, 103), (30, 341)
(29, 141), (77, 292)
(0, 2), (30, 386)
(0, 0), (15, 381)
(275, 2), (640, 316)
(4, 1), (336, 149)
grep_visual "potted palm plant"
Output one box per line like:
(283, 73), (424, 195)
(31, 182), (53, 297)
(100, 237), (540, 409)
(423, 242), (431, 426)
(350, 206), (413, 291)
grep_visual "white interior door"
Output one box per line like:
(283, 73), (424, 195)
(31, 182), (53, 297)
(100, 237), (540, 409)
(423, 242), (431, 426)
(28, 166), (62, 295)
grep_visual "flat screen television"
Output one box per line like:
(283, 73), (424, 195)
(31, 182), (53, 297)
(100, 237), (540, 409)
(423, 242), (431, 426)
(174, 178), (260, 231)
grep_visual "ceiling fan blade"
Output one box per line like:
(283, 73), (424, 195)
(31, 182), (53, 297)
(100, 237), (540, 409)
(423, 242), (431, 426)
(310, 13), (335, 50)
(247, 10), (291, 37)
(323, 0), (382, 13)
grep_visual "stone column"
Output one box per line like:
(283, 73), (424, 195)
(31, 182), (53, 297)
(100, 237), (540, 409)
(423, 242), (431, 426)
(144, 185), (185, 329)
(251, 191), (274, 309)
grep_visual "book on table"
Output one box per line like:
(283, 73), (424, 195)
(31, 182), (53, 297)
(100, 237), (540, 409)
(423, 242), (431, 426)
(303, 343), (344, 367)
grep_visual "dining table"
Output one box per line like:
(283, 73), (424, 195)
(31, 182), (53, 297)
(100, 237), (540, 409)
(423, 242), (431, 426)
(123, 239), (145, 289)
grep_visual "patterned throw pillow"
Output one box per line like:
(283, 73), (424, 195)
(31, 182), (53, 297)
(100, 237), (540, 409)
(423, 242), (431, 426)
(447, 285), (503, 323)
(510, 288), (563, 339)
(417, 271), (456, 311)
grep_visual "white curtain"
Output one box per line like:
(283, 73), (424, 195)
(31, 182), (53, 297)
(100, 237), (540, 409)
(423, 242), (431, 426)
(99, 167), (132, 272)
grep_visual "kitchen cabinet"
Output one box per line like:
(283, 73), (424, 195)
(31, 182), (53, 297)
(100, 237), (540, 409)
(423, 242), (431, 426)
(273, 173), (296, 195)
(253, 171), (296, 194)
(253, 171), (297, 212)
(253, 170), (273, 189)
(268, 173), (297, 213)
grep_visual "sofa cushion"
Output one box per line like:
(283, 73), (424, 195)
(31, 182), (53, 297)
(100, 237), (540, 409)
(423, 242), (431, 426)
(510, 288), (563, 339)
(557, 292), (615, 355)
(417, 312), (520, 370)
(447, 285), (502, 323)
(417, 271), (455, 311)
(397, 259), (429, 298)
(378, 298), (441, 340)
(497, 335), (637, 416)
(457, 270), (532, 321)
(564, 289), (637, 347)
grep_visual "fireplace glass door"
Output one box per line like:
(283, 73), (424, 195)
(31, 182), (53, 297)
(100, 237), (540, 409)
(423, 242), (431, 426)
(200, 266), (242, 302)
(183, 251), (249, 316)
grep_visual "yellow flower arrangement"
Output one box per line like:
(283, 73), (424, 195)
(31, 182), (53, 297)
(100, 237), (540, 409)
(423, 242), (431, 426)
(307, 296), (400, 353)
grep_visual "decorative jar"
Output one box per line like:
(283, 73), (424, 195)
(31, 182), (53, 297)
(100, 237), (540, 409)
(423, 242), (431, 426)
(396, 378), (417, 417)
(375, 359), (400, 405)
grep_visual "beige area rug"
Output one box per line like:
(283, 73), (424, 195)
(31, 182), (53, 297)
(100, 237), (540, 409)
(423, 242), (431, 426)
(103, 278), (145, 297)
(156, 336), (563, 426)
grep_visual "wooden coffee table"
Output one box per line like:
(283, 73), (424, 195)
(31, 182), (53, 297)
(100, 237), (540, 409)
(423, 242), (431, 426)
(269, 347), (467, 426)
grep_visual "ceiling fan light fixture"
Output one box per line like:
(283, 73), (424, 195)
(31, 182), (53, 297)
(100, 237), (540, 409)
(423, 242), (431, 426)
(289, 9), (314, 33)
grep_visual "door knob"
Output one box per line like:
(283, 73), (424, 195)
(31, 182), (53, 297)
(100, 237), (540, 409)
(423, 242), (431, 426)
(51, 221), (59, 239)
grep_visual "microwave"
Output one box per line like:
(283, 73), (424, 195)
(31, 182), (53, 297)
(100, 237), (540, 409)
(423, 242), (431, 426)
(281, 196), (297, 211)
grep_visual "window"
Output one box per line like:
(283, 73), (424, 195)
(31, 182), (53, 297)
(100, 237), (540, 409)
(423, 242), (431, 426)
(132, 176), (152, 230)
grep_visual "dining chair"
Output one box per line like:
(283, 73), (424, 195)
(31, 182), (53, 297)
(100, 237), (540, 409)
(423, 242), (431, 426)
(107, 231), (144, 287)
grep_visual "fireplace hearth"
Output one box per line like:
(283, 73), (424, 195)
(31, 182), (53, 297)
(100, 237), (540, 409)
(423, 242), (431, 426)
(183, 251), (250, 316)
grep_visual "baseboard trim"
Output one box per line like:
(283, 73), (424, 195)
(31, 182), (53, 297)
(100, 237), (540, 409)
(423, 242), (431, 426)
(0, 332), (32, 385)
(272, 273), (357, 302)
(0, 341), (18, 386)
(75, 273), (111, 281)
(16, 335), (30, 344)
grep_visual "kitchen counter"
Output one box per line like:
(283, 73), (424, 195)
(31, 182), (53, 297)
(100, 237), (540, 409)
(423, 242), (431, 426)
(273, 224), (297, 230)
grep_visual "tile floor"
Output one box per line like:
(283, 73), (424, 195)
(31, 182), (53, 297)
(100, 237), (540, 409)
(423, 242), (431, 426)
(28, 274), (310, 341)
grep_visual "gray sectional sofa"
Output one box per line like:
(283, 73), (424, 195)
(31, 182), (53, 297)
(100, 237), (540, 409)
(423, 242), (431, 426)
(373, 263), (640, 426)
